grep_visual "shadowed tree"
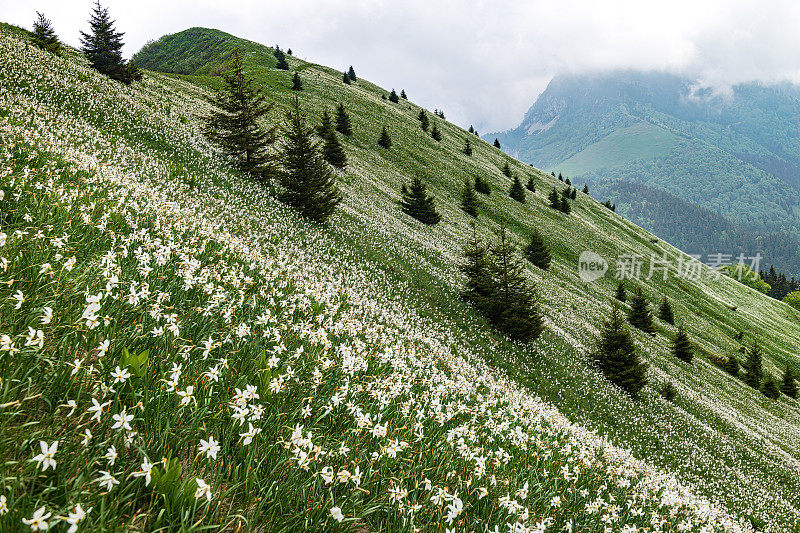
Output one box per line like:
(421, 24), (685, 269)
(335, 103), (352, 135)
(277, 97), (343, 222)
(524, 229), (551, 270)
(615, 281), (627, 302)
(463, 139), (473, 156)
(342, 71), (351, 84)
(317, 109), (333, 137)
(743, 342), (764, 389)
(672, 326), (693, 363)
(763, 376), (781, 399)
(781, 363), (798, 398)
(400, 178), (440, 225)
(275, 49), (289, 70)
(291, 72), (303, 91)
(526, 177), (536, 192)
(389, 89), (399, 103)
(377, 126), (392, 149)
(203, 52), (276, 182)
(418, 110), (429, 131)
(628, 288), (656, 334)
(658, 297), (675, 325)
(461, 224), (495, 310)
(594, 306), (649, 397)
(461, 179), (479, 217)
(502, 162), (512, 177)
(548, 187), (560, 209)
(583, 184), (589, 194)
(474, 175), (491, 195)
(494, 138), (501, 148)
(80, 1), (141, 84)
(724, 354), (740, 376)
(509, 175), (526, 203)
(400, 89), (407, 99)
(431, 124), (442, 141)
(32, 12), (61, 55)
(319, 118), (347, 169)
(347, 65), (357, 81)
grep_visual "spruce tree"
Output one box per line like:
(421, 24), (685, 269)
(763, 376), (780, 399)
(724, 354), (740, 377)
(431, 124), (442, 142)
(287, 48), (292, 56)
(615, 281), (627, 302)
(781, 363), (798, 398)
(463, 139), (473, 156)
(317, 109), (333, 137)
(277, 97), (343, 222)
(524, 229), (551, 270)
(485, 224), (543, 342)
(474, 175), (491, 195)
(389, 89), (400, 103)
(469, 125), (475, 133)
(494, 138), (501, 148)
(743, 342), (764, 389)
(548, 188), (560, 209)
(509, 175), (526, 203)
(502, 162), (512, 177)
(291, 72), (303, 91)
(526, 177), (536, 192)
(400, 89), (407, 99)
(570, 187), (577, 200)
(558, 172), (563, 181)
(275, 50), (289, 70)
(658, 297), (675, 325)
(594, 306), (648, 397)
(628, 288), (656, 334)
(418, 110), (429, 132)
(583, 184), (589, 194)
(461, 179), (479, 217)
(321, 122), (347, 169)
(377, 126), (392, 149)
(400, 178), (440, 225)
(203, 52), (276, 181)
(461, 224), (495, 309)
(565, 177), (571, 186)
(80, 1), (141, 84)
(672, 326), (693, 363)
(342, 72), (351, 85)
(32, 12), (61, 55)
(347, 65), (357, 81)
(559, 193), (571, 214)
(335, 103), (352, 135)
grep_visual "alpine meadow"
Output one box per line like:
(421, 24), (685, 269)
(4, 6), (800, 533)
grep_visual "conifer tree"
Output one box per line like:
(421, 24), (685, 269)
(615, 281), (627, 302)
(389, 89), (400, 103)
(763, 376), (780, 399)
(474, 175), (491, 195)
(335, 103), (352, 135)
(461, 179), (479, 217)
(524, 229), (551, 270)
(431, 124), (442, 142)
(548, 188), (560, 209)
(461, 224), (495, 309)
(463, 139), (473, 156)
(80, 1), (141, 84)
(509, 175), (526, 203)
(347, 65), (357, 81)
(418, 110), (429, 131)
(400, 178), (440, 225)
(672, 326), (693, 363)
(321, 121), (347, 169)
(277, 97), (343, 222)
(32, 12), (61, 55)
(275, 50), (289, 70)
(203, 52), (276, 181)
(565, 177), (571, 186)
(628, 288), (656, 334)
(400, 89), (407, 99)
(317, 109), (333, 137)
(494, 138), (501, 148)
(594, 306), (648, 397)
(781, 363), (798, 398)
(485, 224), (543, 342)
(469, 125), (475, 133)
(559, 193), (571, 214)
(502, 162), (512, 177)
(570, 188), (577, 199)
(724, 354), (740, 376)
(287, 48), (292, 55)
(342, 72), (351, 84)
(583, 184), (589, 194)
(743, 342), (764, 389)
(558, 172), (563, 181)
(377, 126), (392, 149)
(291, 72), (303, 91)
(658, 297), (675, 325)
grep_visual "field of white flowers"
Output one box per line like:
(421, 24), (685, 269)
(1, 25), (799, 531)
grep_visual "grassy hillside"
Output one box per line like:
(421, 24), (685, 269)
(3, 25), (800, 531)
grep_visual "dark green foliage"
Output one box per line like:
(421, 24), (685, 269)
(342, 72), (351, 85)
(400, 89), (407, 99)
(347, 65), (356, 81)
(431, 124), (442, 142)
(781, 363), (798, 398)
(628, 288), (655, 334)
(565, 177), (571, 186)
(524, 229), (551, 270)
(469, 125), (475, 133)
(317, 109), (332, 137)
(559, 193), (571, 214)
(321, 122), (347, 169)
(389, 89), (399, 103)
(203, 52), (276, 181)
(569, 187), (577, 200)
(463, 139), (473, 156)
(400, 178), (440, 225)
(548, 188), (560, 209)
(660, 382), (678, 401)
(291, 72), (303, 91)
(724, 354), (740, 377)
(335, 103), (352, 135)
(32, 12), (61, 55)
(672, 326), (693, 363)
(615, 282), (627, 302)
(483, 225), (543, 342)
(558, 172), (563, 181)
(275, 49), (289, 70)
(658, 297), (675, 324)
(277, 97), (343, 222)
(80, 2), (141, 84)
(287, 48), (292, 55)
(594, 306), (649, 397)
(461, 179), (479, 217)
(743, 342), (764, 389)
(474, 175), (491, 195)
(502, 162), (512, 177)
(494, 138), (501, 148)
(583, 184), (589, 194)
(418, 110), (429, 132)
(602, 200), (616, 211)
(461, 225), (494, 309)
(377, 126), (392, 149)
(509, 175), (526, 203)
(526, 177), (535, 192)
(763, 376), (781, 399)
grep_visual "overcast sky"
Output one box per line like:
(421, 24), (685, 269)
(4, 0), (800, 132)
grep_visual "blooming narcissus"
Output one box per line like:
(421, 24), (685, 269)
(194, 478), (212, 502)
(22, 506), (51, 531)
(198, 436), (220, 460)
(32, 440), (58, 471)
(330, 506), (344, 523)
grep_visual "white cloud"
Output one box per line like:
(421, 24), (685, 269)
(4, 0), (800, 131)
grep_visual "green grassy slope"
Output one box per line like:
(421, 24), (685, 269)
(2, 25), (800, 531)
